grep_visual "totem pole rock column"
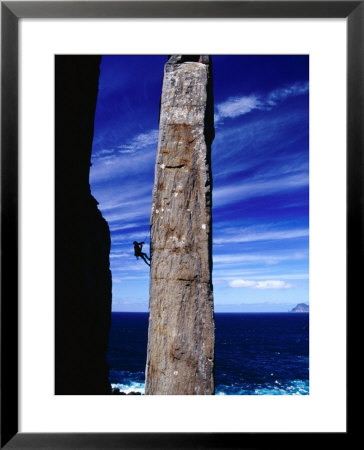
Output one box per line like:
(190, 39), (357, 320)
(145, 55), (215, 395)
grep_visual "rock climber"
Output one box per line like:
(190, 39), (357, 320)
(133, 241), (151, 266)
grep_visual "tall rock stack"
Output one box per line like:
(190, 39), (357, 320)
(145, 55), (215, 395)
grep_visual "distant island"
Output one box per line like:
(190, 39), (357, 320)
(290, 303), (309, 312)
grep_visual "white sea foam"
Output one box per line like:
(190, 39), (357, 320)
(111, 380), (308, 395)
(111, 379), (309, 395)
(215, 379), (309, 396)
(111, 381), (145, 394)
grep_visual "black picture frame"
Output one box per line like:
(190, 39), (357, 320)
(1, 1), (355, 448)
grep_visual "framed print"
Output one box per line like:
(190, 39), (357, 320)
(1, 1), (356, 447)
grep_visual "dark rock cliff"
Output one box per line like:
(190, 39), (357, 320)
(55, 56), (112, 394)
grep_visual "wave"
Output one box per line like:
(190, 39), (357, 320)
(110, 377), (308, 395)
(111, 381), (145, 394)
(216, 379), (309, 395)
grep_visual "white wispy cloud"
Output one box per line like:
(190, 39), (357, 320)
(90, 129), (158, 183)
(92, 182), (152, 227)
(213, 227), (308, 245)
(213, 172), (308, 207)
(111, 231), (149, 244)
(213, 271), (309, 281)
(101, 194), (151, 214)
(213, 252), (306, 265)
(212, 110), (308, 182)
(265, 82), (309, 107)
(94, 181), (152, 209)
(215, 81), (308, 123)
(105, 208), (150, 224)
(109, 223), (140, 232)
(90, 150), (155, 183)
(117, 129), (159, 154)
(96, 148), (114, 156)
(109, 251), (132, 259)
(229, 279), (292, 289)
(112, 265), (150, 274)
(215, 95), (259, 122)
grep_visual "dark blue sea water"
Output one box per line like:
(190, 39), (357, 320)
(107, 312), (309, 395)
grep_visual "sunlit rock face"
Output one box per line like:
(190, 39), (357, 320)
(145, 55), (215, 395)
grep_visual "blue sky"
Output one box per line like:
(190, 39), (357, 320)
(90, 55), (309, 312)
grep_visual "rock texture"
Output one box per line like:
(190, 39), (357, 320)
(55, 56), (112, 394)
(291, 303), (309, 312)
(145, 55), (215, 395)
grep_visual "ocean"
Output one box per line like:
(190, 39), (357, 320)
(107, 312), (309, 395)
